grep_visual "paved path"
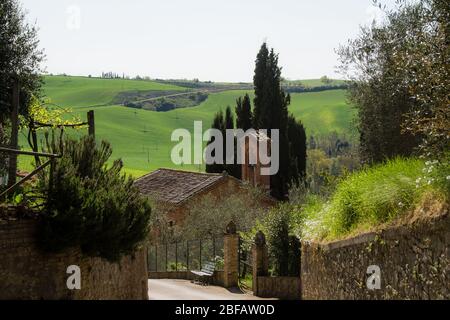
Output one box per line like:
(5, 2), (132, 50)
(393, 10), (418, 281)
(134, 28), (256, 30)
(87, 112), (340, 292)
(148, 279), (275, 300)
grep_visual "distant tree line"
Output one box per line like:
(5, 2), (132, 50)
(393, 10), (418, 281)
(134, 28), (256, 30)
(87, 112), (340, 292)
(282, 84), (348, 94)
(101, 71), (124, 79)
(307, 131), (360, 195)
(154, 79), (214, 89)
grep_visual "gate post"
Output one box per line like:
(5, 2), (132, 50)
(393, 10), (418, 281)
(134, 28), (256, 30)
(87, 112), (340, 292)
(252, 230), (268, 295)
(223, 221), (239, 288)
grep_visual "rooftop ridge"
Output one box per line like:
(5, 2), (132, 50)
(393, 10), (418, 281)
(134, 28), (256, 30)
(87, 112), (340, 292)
(133, 167), (230, 205)
(134, 167), (223, 183)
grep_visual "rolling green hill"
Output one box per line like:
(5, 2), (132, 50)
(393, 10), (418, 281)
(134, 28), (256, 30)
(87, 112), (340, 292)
(43, 76), (185, 107)
(289, 90), (355, 136)
(18, 76), (355, 177)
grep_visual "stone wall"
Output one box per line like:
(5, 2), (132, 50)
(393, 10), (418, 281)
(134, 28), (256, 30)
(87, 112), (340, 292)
(255, 277), (301, 300)
(301, 214), (450, 300)
(0, 219), (148, 300)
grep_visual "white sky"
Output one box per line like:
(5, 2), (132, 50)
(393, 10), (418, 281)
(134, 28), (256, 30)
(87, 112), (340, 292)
(21, 0), (387, 82)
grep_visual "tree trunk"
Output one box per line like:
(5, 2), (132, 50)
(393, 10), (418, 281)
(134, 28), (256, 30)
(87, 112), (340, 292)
(7, 80), (19, 187)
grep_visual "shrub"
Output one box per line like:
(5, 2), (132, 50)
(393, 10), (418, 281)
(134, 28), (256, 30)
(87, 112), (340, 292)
(174, 184), (268, 241)
(327, 158), (424, 236)
(38, 136), (151, 262)
(302, 157), (449, 240)
(264, 203), (301, 276)
(287, 235), (301, 276)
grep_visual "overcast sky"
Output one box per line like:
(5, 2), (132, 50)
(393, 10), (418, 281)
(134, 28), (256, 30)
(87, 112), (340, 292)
(21, 0), (386, 82)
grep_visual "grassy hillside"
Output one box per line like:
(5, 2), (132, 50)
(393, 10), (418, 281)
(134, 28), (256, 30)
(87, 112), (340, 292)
(300, 157), (449, 241)
(43, 76), (185, 108)
(289, 90), (354, 136)
(18, 76), (355, 177)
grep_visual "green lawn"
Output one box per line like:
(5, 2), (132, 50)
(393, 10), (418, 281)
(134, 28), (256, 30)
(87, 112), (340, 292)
(18, 77), (355, 177)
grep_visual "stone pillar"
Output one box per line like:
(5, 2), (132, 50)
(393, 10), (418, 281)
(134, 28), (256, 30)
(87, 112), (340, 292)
(223, 221), (239, 288)
(252, 230), (268, 295)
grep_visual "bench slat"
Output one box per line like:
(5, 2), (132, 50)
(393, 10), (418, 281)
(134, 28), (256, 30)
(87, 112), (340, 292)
(191, 261), (216, 278)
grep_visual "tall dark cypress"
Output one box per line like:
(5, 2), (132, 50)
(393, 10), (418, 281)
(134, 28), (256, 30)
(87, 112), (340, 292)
(252, 43), (270, 130)
(235, 94), (253, 131)
(205, 107), (241, 179)
(224, 106), (234, 172)
(224, 106), (234, 131)
(252, 43), (291, 200)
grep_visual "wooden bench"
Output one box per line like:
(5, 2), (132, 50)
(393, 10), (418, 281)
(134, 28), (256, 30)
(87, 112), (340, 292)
(190, 262), (215, 285)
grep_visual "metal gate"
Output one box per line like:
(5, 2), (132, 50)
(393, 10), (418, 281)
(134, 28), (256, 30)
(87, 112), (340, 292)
(238, 237), (253, 289)
(147, 236), (224, 272)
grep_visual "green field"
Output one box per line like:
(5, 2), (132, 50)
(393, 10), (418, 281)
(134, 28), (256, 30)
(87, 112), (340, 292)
(43, 76), (185, 107)
(18, 76), (355, 177)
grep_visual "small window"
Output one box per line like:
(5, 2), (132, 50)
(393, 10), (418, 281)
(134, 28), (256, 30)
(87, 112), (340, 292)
(168, 221), (174, 228)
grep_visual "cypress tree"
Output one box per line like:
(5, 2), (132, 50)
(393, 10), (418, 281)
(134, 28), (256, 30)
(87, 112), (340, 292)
(205, 107), (241, 179)
(224, 106), (234, 131)
(252, 43), (291, 200)
(235, 94), (252, 131)
(252, 43), (270, 130)
(287, 114), (307, 185)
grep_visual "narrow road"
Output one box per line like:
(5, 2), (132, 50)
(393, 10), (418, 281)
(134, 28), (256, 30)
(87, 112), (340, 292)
(148, 279), (275, 300)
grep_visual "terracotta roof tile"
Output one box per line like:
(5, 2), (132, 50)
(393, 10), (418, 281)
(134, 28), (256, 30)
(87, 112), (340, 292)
(134, 168), (225, 205)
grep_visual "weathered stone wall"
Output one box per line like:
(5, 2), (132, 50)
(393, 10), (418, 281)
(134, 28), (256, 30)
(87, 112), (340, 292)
(301, 215), (449, 300)
(255, 277), (301, 300)
(0, 219), (148, 300)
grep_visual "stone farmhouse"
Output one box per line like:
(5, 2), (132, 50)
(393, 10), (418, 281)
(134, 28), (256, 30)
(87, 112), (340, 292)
(134, 167), (274, 237)
(134, 131), (275, 238)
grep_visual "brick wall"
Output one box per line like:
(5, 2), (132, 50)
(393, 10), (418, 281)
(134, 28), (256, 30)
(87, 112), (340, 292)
(0, 219), (148, 300)
(301, 214), (450, 300)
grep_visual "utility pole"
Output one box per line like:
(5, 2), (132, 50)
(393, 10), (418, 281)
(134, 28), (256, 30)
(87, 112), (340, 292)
(7, 79), (19, 187)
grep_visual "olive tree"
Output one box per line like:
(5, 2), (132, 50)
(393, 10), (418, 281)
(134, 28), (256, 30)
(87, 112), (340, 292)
(338, 0), (449, 162)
